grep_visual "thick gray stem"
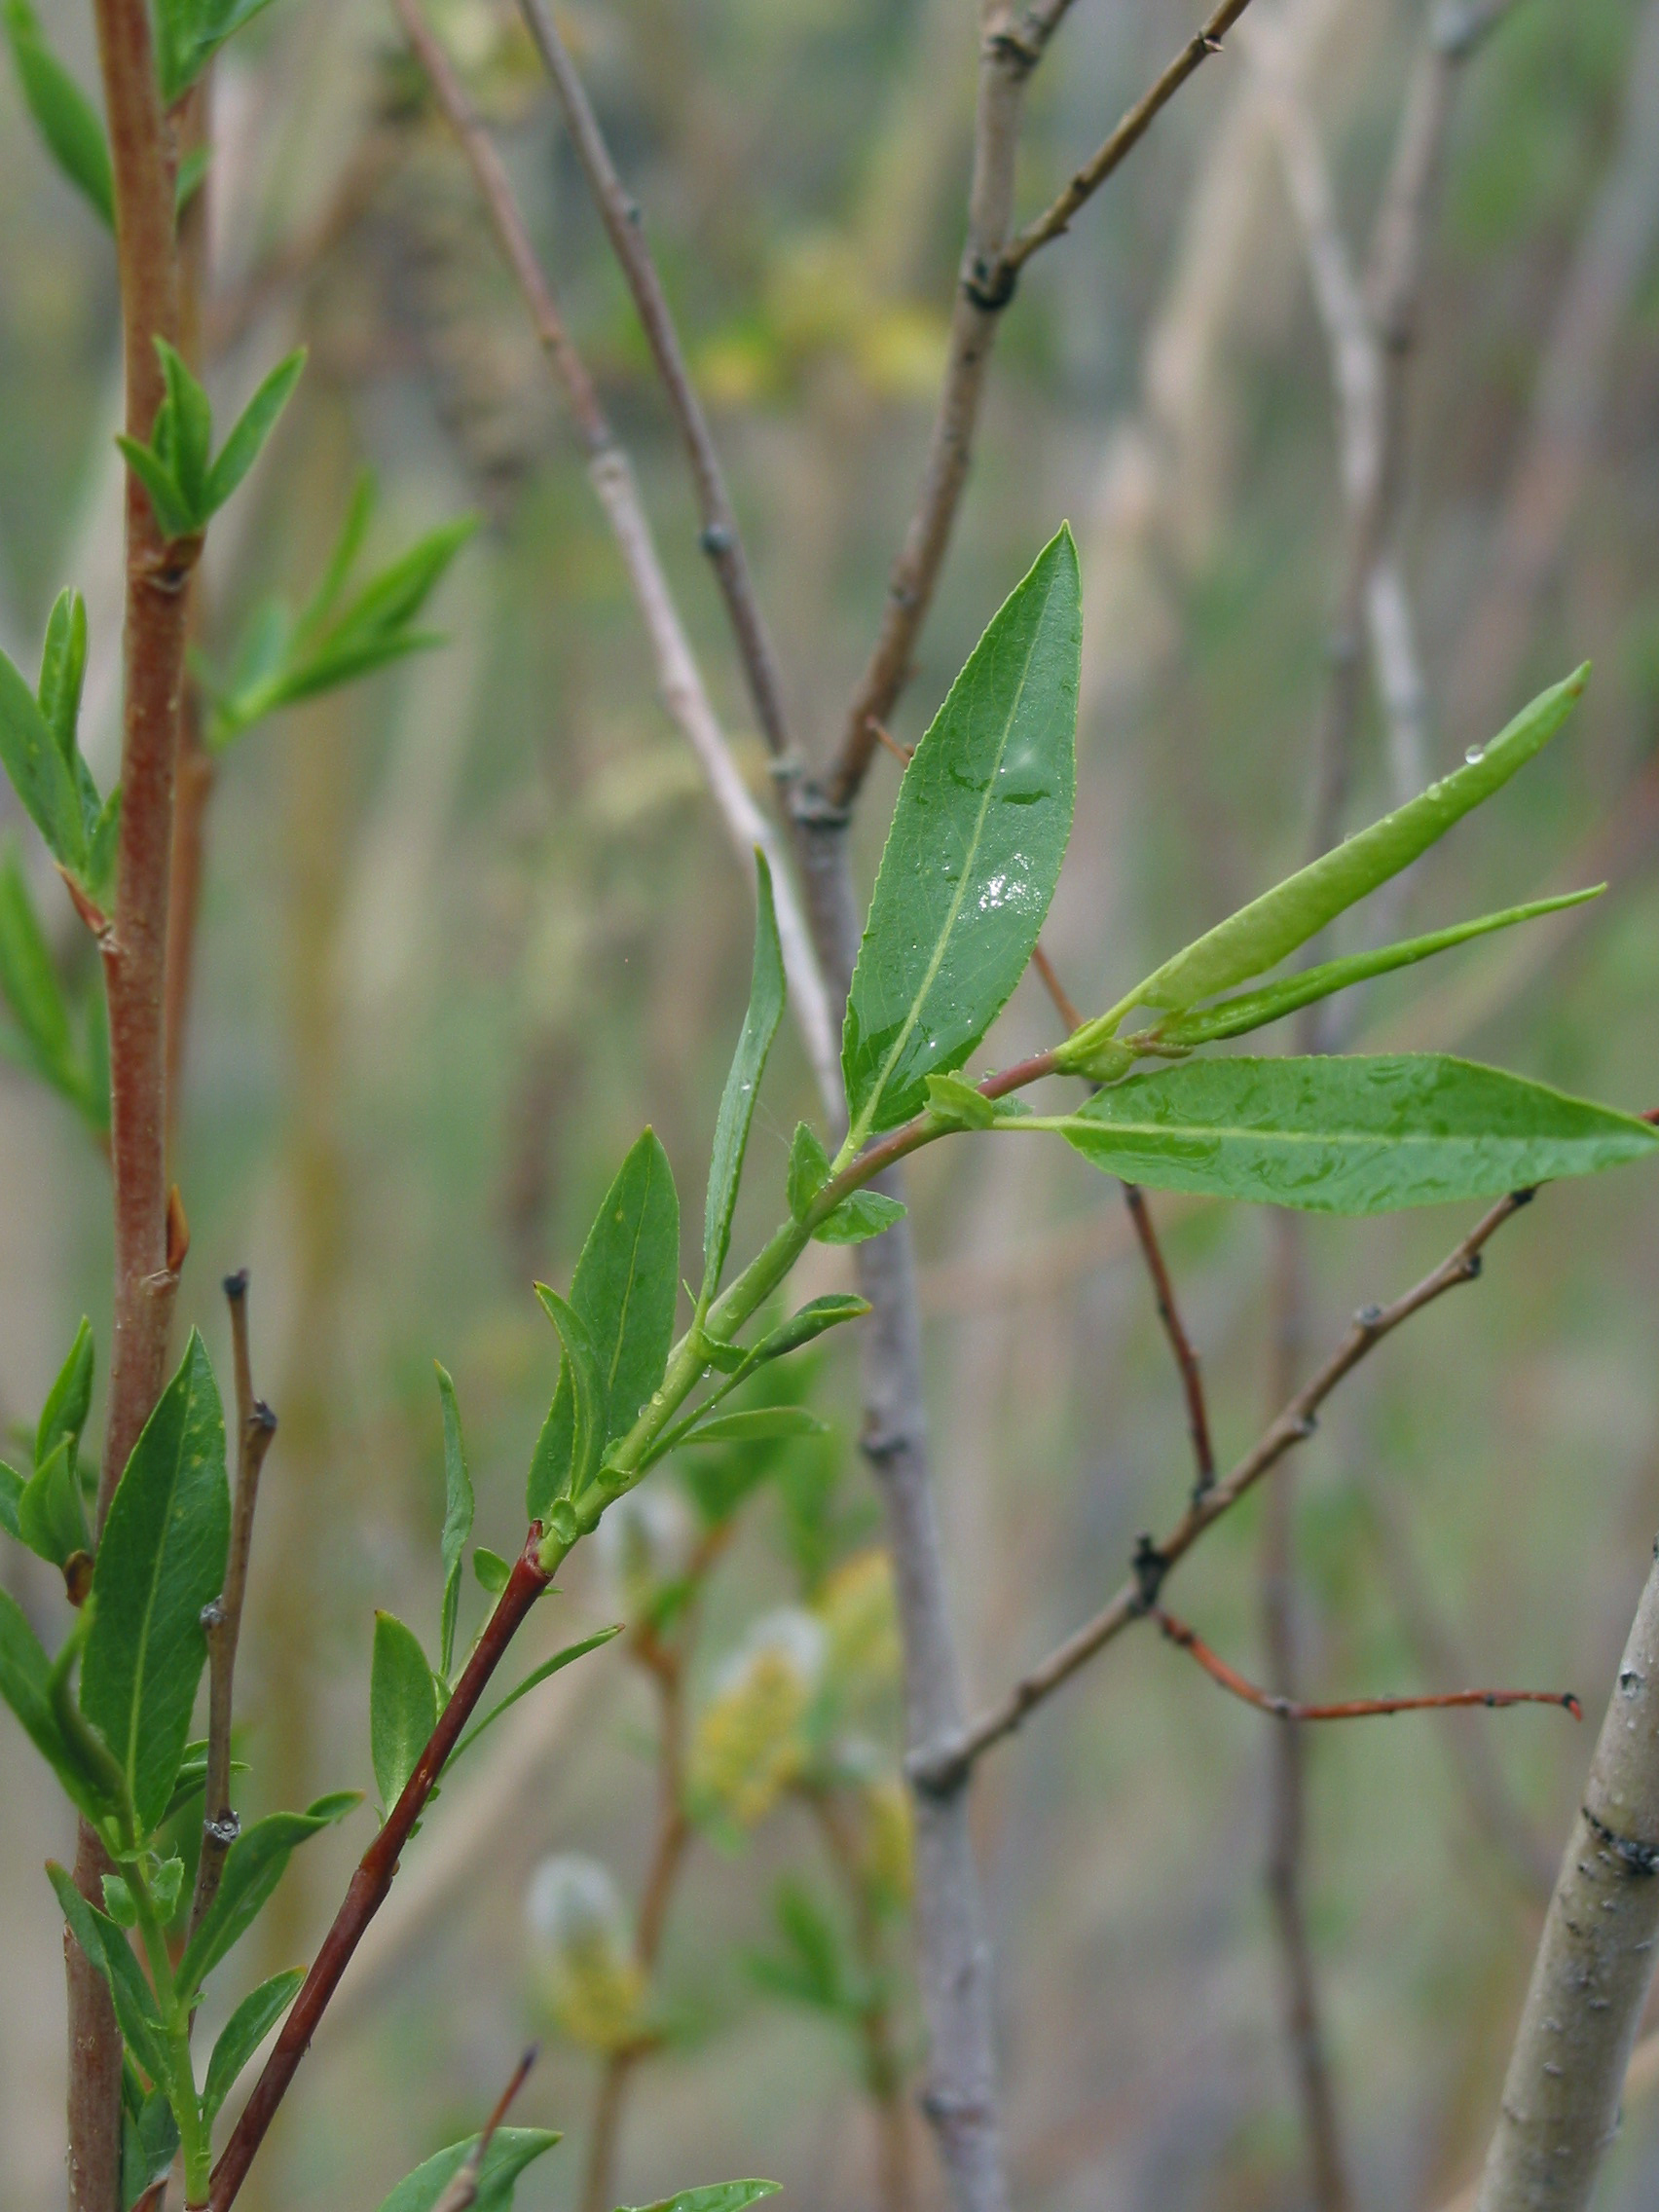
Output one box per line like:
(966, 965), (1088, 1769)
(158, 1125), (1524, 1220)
(1474, 1549), (1659, 2212)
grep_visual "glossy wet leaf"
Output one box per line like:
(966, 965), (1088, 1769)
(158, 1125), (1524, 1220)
(82, 1331), (229, 1833)
(527, 1136), (679, 1518)
(434, 1364), (474, 1681)
(842, 525), (1080, 1140)
(370, 1610), (437, 1816)
(175, 1791), (359, 1996)
(1050, 1054), (1659, 1214)
(202, 1968), (305, 2122)
(0, 1588), (111, 1821)
(2, 0), (113, 227)
(1103, 667), (1588, 1028)
(703, 852), (785, 1307)
(47, 1862), (174, 2092)
(812, 1189), (906, 1245)
(447, 1626), (623, 1767)
(376, 2126), (562, 2212)
(1145, 888), (1606, 1051)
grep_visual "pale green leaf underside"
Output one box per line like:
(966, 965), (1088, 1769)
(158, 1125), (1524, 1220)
(1045, 1054), (1658, 1214)
(843, 525), (1080, 1140)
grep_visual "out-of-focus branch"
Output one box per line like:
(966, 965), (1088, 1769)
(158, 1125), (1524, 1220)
(913, 1184), (1541, 1791)
(1471, 1552), (1659, 2212)
(431, 2047), (538, 2212)
(190, 1272), (277, 1936)
(388, 0), (839, 1116)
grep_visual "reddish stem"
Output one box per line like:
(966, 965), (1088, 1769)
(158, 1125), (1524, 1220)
(206, 1532), (555, 2209)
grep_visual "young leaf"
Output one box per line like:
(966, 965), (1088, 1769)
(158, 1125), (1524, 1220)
(0, 1460), (21, 1538)
(618, 2185), (780, 2212)
(122, 2084), (180, 2211)
(47, 1862), (175, 2093)
(680, 1407), (829, 1448)
(0, 842), (76, 1092)
(812, 1189), (906, 1245)
(0, 645), (86, 872)
(114, 430), (200, 543)
(473, 1545), (511, 1596)
(202, 1968), (306, 2122)
(738, 1295), (870, 1371)
(376, 2128), (563, 2212)
(0, 1587), (114, 1820)
(1071, 666), (1589, 1051)
(1, 0), (113, 228)
(446, 1626), (623, 1767)
(787, 1122), (830, 1224)
(433, 1364), (474, 1682)
(174, 1792), (360, 1996)
(203, 348), (307, 515)
(842, 525), (1081, 1143)
(18, 1437), (90, 1567)
(750, 1878), (847, 2010)
(1045, 1054), (1659, 1214)
(527, 1135), (679, 1517)
(82, 1330), (230, 1833)
(702, 853), (785, 1307)
(38, 1313), (94, 1467)
(38, 588), (90, 766)
(1140, 888), (1605, 1049)
(157, 340), (212, 524)
(156, 0), (285, 103)
(370, 1610), (438, 1816)
(925, 1070), (999, 1128)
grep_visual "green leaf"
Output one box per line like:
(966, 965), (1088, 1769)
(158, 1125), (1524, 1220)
(0, 1587), (114, 1820)
(115, 434), (197, 542)
(1085, 666), (1589, 1040)
(370, 1610), (438, 1817)
(1, 0), (113, 227)
(0, 1460), (21, 1538)
(202, 1967), (305, 2122)
(433, 1364), (474, 1682)
(812, 1189), (906, 1245)
(1046, 1053), (1659, 1214)
(203, 347), (307, 516)
(47, 1862), (174, 2092)
(156, 0), (286, 103)
(101, 1873), (138, 1929)
(842, 525), (1081, 1142)
(38, 1313), (94, 1468)
(156, 340), (211, 524)
(38, 588), (90, 767)
(121, 2085), (179, 2211)
(18, 1437), (90, 1567)
(680, 1407), (828, 1447)
(739, 1295), (869, 1369)
(786, 1122), (830, 1224)
(702, 852), (785, 1307)
(446, 1626), (623, 1767)
(750, 1878), (845, 2010)
(174, 1792), (359, 1996)
(0, 644), (86, 870)
(0, 843), (90, 1107)
(529, 1290), (606, 1517)
(174, 143), (209, 215)
(924, 1070), (998, 1127)
(376, 2128), (562, 2212)
(1141, 888), (1606, 1050)
(473, 1545), (511, 1596)
(618, 2185), (780, 2212)
(82, 1330), (230, 1834)
(527, 1133), (679, 1517)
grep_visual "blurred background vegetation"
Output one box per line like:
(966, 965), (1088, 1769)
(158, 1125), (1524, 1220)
(4, 0), (1659, 2207)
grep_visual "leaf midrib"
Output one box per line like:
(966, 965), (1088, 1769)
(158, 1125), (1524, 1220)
(1063, 1114), (1637, 1153)
(121, 1370), (199, 1811)
(852, 612), (1046, 1149)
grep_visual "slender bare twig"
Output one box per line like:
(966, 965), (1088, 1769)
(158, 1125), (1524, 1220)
(388, 0), (839, 1116)
(1155, 1606), (1580, 1724)
(189, 1272), (277, 1936)
(431, 2046), (539, 2212)
(912, 1185), (1539, 1791)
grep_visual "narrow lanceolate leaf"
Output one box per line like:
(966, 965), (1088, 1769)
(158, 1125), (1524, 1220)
(375, 2127), (563, 2212)
(202, 1968), (306, 2122)
(434, 1363), (474, 1682)
(526, 1134), (679, 1518)
(18, 1437), (89, 1567)
(2, 0), (113, 227)
(370, 1610), (438, 1816)
(203, 347), (307, 516)
(1047, 1054), (1659, 1215)
(1108, 667), (1589, 1027)
(1145, 888), (1605, 1051)
(842, 525), (1081, 1143)
(738, 1295), (870, 1372)
(447, 1625), (623, 1767)
(82, 1330), (230, 1833)
(38, 588), (90, 765)
(680, 1407), (829, 1447)
(174, 1792), (360, 1997)
(529, 1289), (608, 1514)
(0, 842), (76, 1090)
(0, 645), (85, 872)
(620, 2184), (781, 2212)
(0, 1588), (112, 1820)
(47, 1862), (174, 2092)
(38, 1313), (94, 1466)
(703, 852), (785, 1307)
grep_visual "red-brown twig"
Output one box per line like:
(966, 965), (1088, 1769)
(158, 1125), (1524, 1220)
(207, 1531), (555, 2210)
(1153, 1606), (1581, 1724)
(431, 2046), (539, 2212)
(189, 1273), (277, 1936)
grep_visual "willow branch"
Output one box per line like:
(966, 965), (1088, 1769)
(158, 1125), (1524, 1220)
(390, 0), (839, 1116)
(432, 2047), (538, 2212)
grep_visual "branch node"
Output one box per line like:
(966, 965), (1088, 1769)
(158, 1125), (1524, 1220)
(961, 260), (1019, 313)
(1583, 1806), (1659, 1878)
(1130, 1533), (1169, 1613)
